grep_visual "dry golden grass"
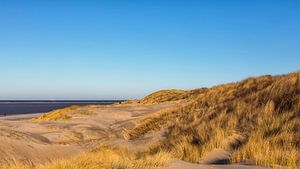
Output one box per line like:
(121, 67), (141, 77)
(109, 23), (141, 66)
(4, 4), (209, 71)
(33, 106), (81, 121)
(128, 107), (180, 139)
(140, 90), (188, 104)
(129, 71), (300, 168)
(0, 146), (171, 169)
(139, 89), (207, 105)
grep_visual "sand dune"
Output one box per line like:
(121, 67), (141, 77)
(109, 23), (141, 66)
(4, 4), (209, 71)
(0, 102), (270, 168)
(0, 103), (175, 165)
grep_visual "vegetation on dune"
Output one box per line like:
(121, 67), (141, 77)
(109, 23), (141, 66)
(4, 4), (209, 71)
(34, 106), (97, 121)
(0, 146), (171, 169)
(139, 89), (207, 104)
(139, 90), (188, 104)
(129, 71), (300, 168)
(33, 106), (81, 121)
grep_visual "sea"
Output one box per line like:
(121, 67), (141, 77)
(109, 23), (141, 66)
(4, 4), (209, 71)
(0, 100), (122, 116)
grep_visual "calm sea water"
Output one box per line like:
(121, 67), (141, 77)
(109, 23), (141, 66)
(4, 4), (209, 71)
(0, 100), (121, 116)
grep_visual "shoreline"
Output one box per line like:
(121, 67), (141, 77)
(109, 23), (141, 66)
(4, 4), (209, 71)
(0, 100), (124, 104)
(0, 112), (43, 120)
(0, 101), (120, 117)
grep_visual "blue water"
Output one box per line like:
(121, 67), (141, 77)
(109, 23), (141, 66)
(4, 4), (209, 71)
(0, 100), (122, 116)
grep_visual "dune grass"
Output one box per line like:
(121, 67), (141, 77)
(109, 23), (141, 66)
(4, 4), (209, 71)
(33, 106), (81, 121)
(129, 71), (300, 168)
(0, 146), (171, 169)
(139, 89), (207, 105)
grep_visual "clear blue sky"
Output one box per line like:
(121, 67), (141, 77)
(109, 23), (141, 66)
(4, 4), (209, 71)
(0, 0), (300, 100)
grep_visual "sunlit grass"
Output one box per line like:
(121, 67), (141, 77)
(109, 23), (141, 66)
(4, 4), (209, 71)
(129, 71), (300, 167)
(0, 146), (171, 169)
(33, 106), (81, 121)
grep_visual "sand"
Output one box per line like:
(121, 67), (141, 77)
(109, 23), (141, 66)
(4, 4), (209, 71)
(0, 103), (268, 168)
(0, 103), (174, 164)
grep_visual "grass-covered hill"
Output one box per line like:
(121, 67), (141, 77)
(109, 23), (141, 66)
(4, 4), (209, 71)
(129, 71), (300, 168)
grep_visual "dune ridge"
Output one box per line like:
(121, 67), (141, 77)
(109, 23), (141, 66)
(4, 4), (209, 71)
(129, 71), (300, 168)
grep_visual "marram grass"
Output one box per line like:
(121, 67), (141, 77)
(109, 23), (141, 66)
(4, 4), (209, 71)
(0, 146), (171, 169)
(130, 71), (300, 168)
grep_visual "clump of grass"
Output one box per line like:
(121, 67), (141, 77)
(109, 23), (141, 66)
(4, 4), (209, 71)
(0, 146), (171, 169)
(171, 140), (201, 163)
(33, 106), (81, 121)
(232, 131), (299, 168)
(130, 71), (300, 167)
(128, 107), (179, 139)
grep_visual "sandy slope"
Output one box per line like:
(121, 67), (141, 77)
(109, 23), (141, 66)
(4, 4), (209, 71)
(0, 103), (268, 168)
(0, 103), (173, 164)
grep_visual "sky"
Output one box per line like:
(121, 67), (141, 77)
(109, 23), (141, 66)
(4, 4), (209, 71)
(0, 0), (300, 100)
